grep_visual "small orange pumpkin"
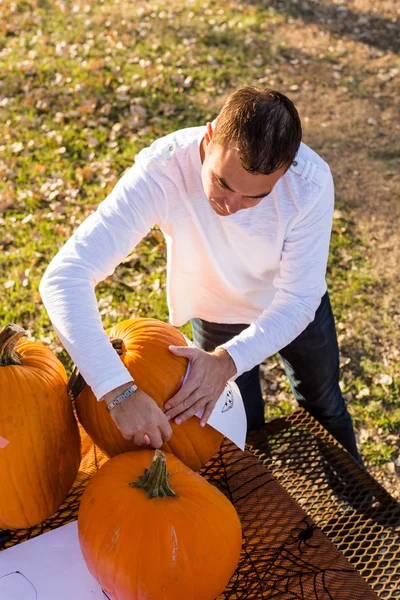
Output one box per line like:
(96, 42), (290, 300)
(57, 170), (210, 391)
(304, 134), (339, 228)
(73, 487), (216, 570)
(72, 318), (223, 471)
(78, 449), (242, 600)
(0, 324), (81, 529)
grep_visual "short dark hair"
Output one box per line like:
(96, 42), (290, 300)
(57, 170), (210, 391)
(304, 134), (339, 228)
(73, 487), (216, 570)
(213, 86), (302, 175)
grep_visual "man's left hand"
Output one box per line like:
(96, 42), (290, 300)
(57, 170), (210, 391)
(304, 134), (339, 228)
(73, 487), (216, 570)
(164, 345), (237, 427)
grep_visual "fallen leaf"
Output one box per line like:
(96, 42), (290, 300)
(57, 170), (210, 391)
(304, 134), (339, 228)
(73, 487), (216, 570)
(373, 373), (393, 386)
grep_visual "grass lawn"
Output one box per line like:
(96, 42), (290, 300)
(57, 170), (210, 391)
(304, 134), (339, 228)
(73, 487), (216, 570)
(1, 0), (399, 495)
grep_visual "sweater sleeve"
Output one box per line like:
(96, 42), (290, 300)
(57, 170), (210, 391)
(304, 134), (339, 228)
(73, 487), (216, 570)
(220, 171), (335, 377)
(39, 162), (166, 400)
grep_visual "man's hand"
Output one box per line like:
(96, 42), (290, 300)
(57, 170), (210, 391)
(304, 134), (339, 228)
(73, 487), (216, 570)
(164, 346), (236, 427)
(101, 383), (172, 448)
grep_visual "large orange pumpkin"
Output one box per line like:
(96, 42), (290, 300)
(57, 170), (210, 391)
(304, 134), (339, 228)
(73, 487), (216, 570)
(72, 318), (223, 471)
(78, 449), (242, 600)
(0, 324), (81, 529)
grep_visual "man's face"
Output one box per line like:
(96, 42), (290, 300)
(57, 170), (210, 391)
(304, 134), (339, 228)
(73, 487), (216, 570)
(201, 130), (287, 216)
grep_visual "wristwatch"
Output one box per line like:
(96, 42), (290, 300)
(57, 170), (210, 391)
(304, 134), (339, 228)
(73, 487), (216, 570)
(106, 384), (138, 412)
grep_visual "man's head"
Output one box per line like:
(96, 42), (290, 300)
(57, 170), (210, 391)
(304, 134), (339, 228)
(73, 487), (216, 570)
(201, 86), (302, 216)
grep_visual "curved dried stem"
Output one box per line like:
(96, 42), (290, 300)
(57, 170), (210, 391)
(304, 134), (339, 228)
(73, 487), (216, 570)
(130, 450), (179, 499)
(0, 324), (25, 366)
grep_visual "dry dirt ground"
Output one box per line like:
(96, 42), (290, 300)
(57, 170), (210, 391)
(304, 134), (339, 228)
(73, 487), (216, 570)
(253, 0), (400, 498)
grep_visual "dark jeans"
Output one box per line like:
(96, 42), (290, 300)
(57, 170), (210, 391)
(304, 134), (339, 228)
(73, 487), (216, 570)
(191, 292), (362, 464)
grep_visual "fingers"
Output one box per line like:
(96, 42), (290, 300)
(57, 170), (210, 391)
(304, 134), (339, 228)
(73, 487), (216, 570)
(127, 410), (172, 448)
(164, 384), (199, 419)
(146, 428), (164, 449)
(199, 401), (215, 427)
(130, 416), (172, 447)
(170, 396), (209, 424)
(168, 345), (197, 358)
(110, 390), (173, 447)
(158, 417), (173, 442)
(132, 432), (148, 446)
(133, 427), (163, 449)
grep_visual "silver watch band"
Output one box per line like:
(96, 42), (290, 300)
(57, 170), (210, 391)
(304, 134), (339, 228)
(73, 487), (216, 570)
(106, 384), (138, 412)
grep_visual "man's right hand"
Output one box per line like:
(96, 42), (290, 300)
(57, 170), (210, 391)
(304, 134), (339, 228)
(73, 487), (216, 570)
(101, 383), (173, 448)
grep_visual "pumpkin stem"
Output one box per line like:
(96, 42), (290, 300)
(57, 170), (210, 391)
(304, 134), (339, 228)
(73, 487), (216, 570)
(68, 337), (124, 401)
(0, 324), (25, 366)
(130, 450), (179, 499)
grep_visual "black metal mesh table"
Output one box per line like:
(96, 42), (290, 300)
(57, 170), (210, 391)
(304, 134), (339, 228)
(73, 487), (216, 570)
(246, 408), (400, 599)
(1, 416), (392, 598)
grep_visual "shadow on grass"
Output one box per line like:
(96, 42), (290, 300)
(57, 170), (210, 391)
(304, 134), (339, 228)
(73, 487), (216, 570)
(245, 0), (400, 55)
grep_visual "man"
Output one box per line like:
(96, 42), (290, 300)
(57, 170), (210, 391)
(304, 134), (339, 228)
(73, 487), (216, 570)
(39, 86), (362, 463)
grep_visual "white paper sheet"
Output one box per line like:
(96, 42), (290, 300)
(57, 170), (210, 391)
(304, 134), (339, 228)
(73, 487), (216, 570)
(199, 379), (247, 450)
(0, 522), (107, 600)
(180, 337), (247, 450)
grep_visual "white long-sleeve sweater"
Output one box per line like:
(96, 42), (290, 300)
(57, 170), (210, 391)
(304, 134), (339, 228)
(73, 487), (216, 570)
(39, 125), (334, 400)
